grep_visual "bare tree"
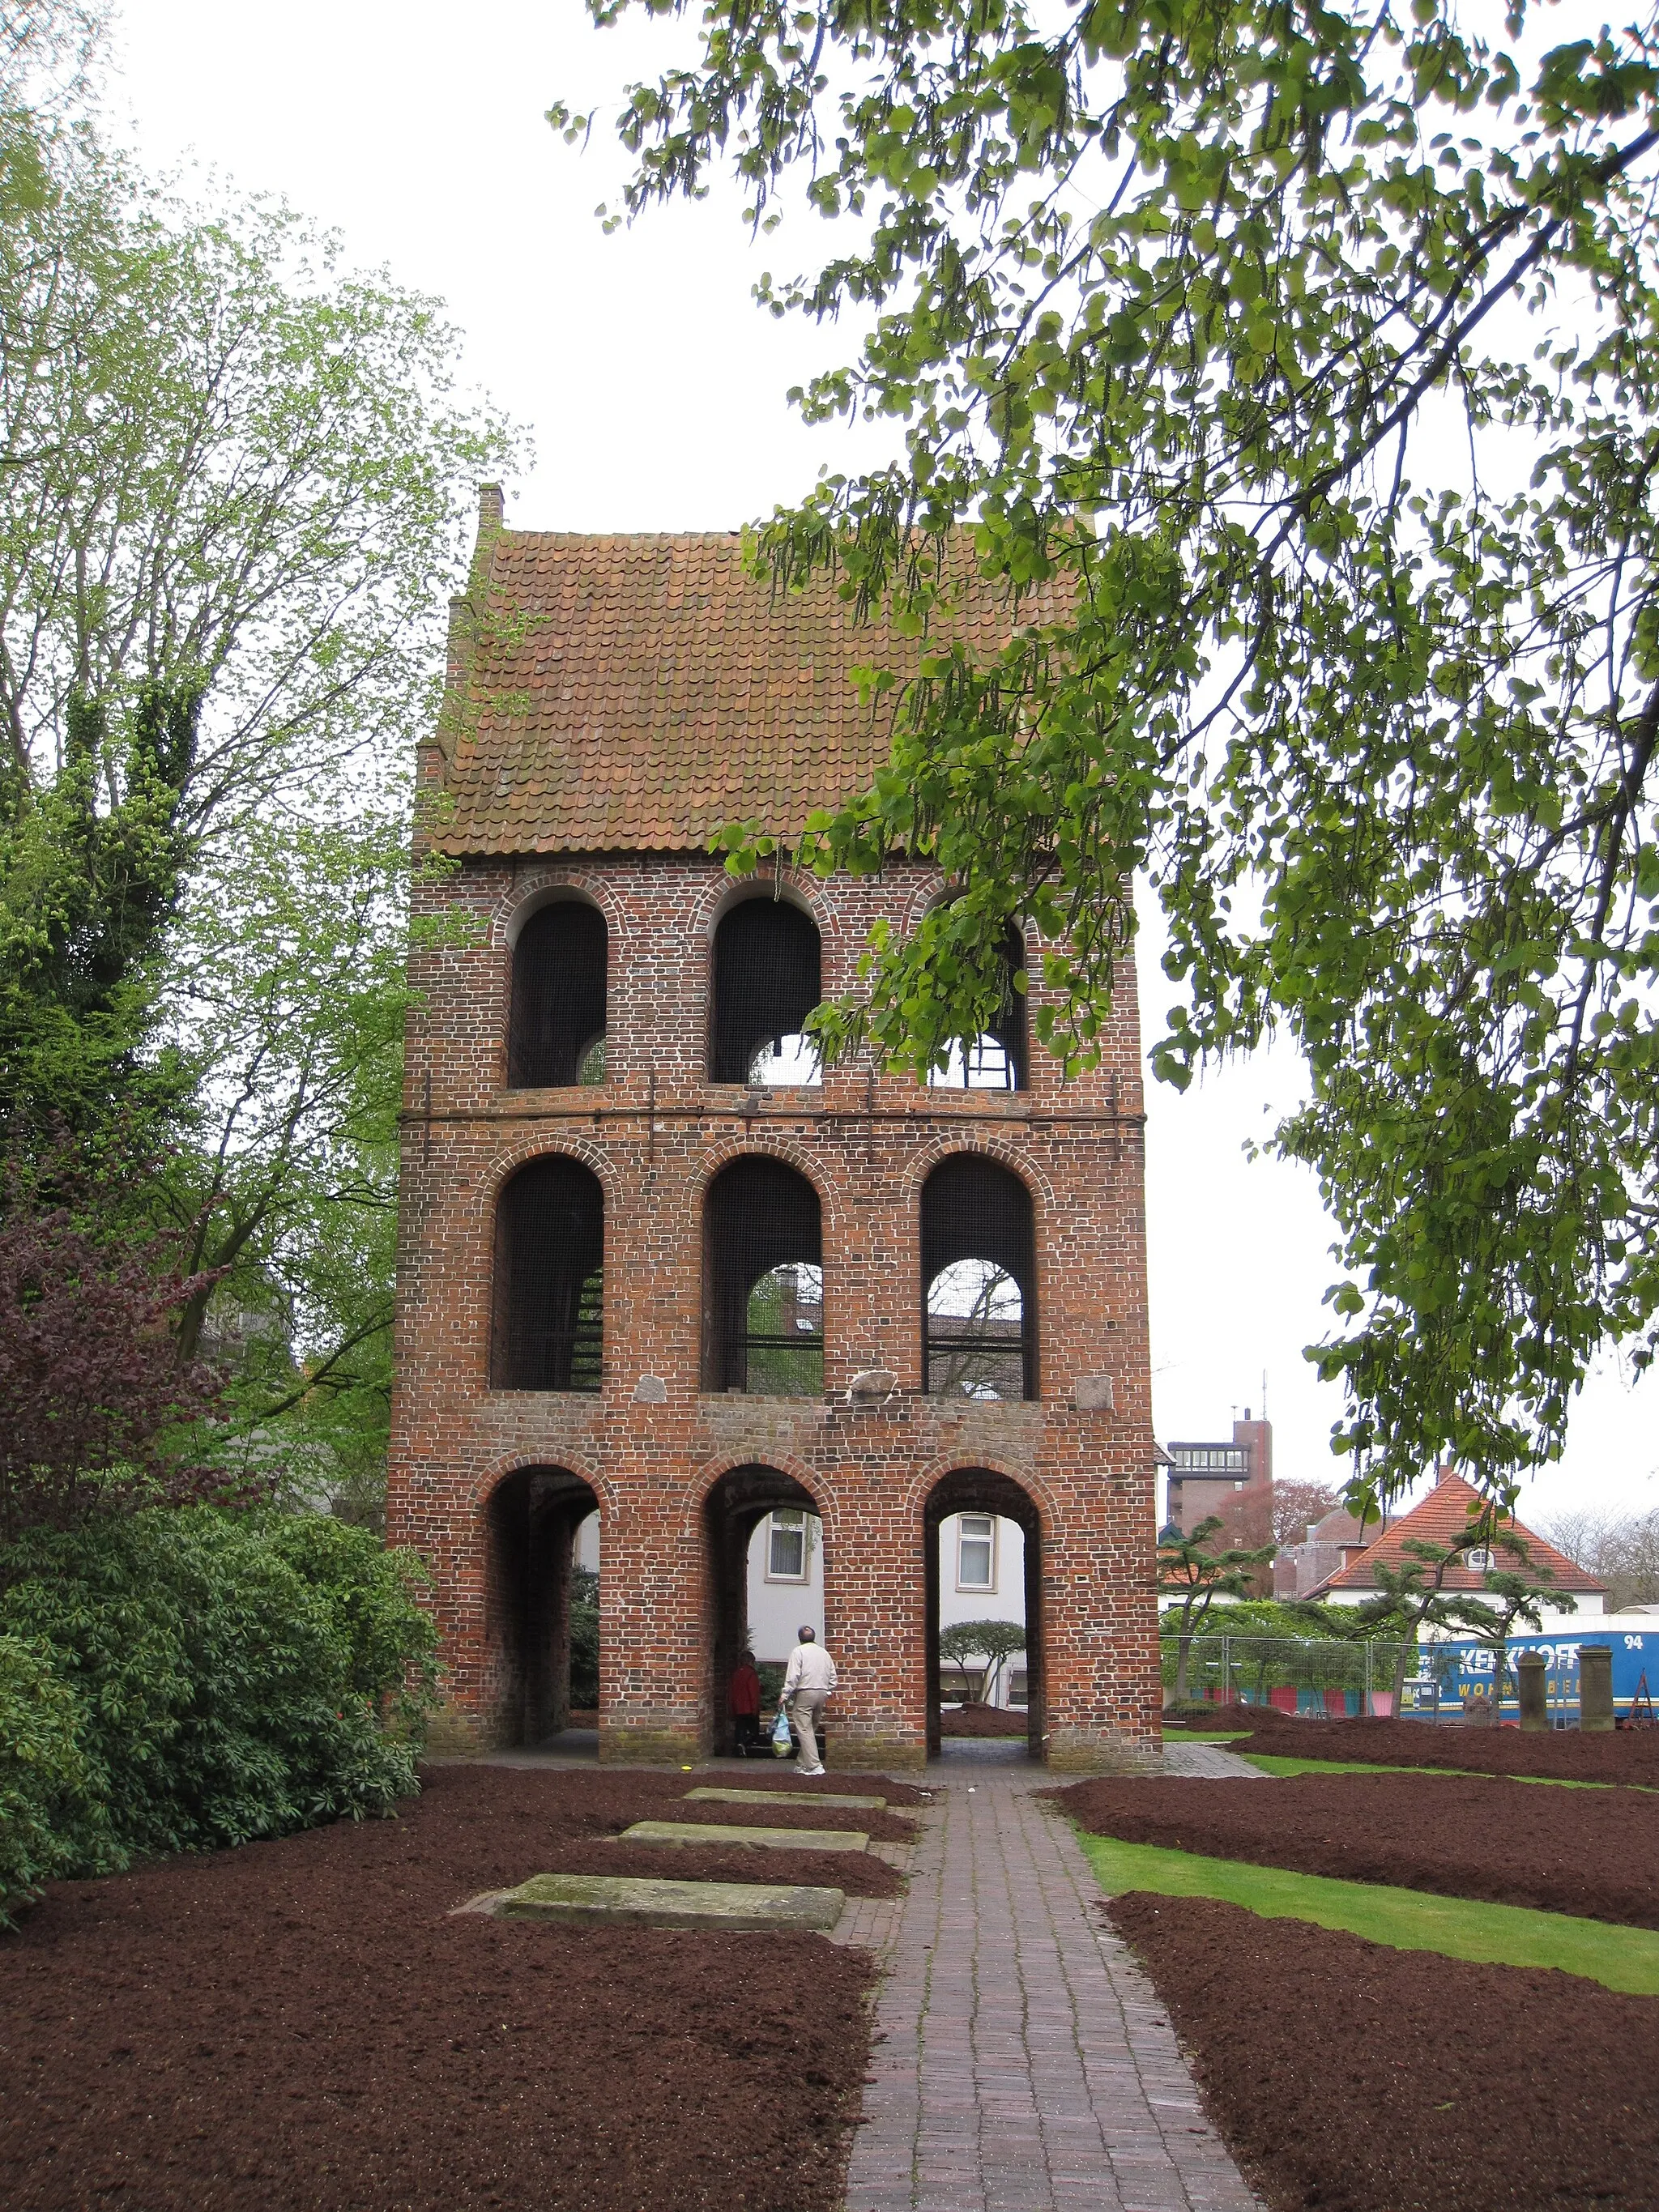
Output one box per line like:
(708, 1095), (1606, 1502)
(1272, 1480), (1342, 1548)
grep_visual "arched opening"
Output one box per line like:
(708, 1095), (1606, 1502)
(924, 1468), (1043, 1761)
(508, 899), (608, 1087)
(703, 1464), (823, 1757)
(709, 895), (822, 1085)
(484, 1465), (602, 1745)
(926, 922), (1028, 1091)
(703, 1156), (824, 1395)
(920, 1154), (1036, 1400)
(492, 1156), (604, 1391)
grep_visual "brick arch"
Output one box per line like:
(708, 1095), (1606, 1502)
(898, 1133), (1056, 1211)
(476, 1132), (618, 1225)
(467, 1449), (615, 1522)
(691, 1135), (842, 1236)
(899, 867), (947, 936)
(897, 874), (1038, 956)
(488, 865), (626, 952)
(684, 1449), (830, 1536)
(689, 863), (834, 946)
(903, 1451), (1058, 1537)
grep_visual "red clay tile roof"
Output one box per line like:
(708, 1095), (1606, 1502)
(1313, 1470), (1605, 1596)
(428, 526), (1061, 855)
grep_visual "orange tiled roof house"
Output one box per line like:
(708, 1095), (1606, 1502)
(1306, 1468), (1606, 1621)
(386, 488), (1162, 1769)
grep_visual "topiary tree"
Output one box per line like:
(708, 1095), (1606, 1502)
(937, 1617), (1028, 1704)
(1158, 1518), (1277, 1706)
(1460, 1540), (1573, 1719)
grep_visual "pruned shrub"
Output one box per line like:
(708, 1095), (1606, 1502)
(0, 1507), (438, 1877)
(0, 1633), (95, 1922)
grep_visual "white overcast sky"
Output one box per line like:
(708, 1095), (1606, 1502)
(107, 0), (1657, 1530)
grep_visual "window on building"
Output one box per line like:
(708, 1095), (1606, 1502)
(703, 1156), (824, 1394)
(926, 923), (1028, 1091)
(956, 1514), (996, 1590)
(508, 901), (608, 1088)
(710, 897), (822, 1085)
(492, 1156), (604, 1390)
(1007, 1668), (1030, 1708)
(921, 1154), (1035, 1400)
(766, 1509), (810, 1581)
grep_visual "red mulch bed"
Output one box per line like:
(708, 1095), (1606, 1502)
(938, 1701), (1029, 1737)
(1106, 1893), (1659, 2212)
(0, 1765), (892, 2212)
(1222, 1703), (1659, 1784)
(1058, 1771), (1659, 1928)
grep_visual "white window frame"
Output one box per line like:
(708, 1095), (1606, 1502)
(955, 1513), (997, 1593)
(765, 1508), (810, 1583)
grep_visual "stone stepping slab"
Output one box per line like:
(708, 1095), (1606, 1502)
(684, 1787), (887, 1811)
(491, 1873), (846, 1932)
(620, 1819), (869, 1852)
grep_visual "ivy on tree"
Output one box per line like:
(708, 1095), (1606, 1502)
(561, 0), (1659, 1520)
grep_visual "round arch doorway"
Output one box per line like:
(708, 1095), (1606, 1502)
(484, 1464), (601, 1746)
(924, 1468), (1043, 1761)
(703, 1464), (824, 1758)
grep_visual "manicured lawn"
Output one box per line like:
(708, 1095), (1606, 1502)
(1239, 1750), (1651, 1790)
(1075, 1830), (1659, 1993)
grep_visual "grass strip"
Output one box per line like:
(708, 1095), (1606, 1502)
(1161, 1729), (1254, 1743)
(1239, 1752), (1653, 1793)
(1075, 1830), (1659, 1995)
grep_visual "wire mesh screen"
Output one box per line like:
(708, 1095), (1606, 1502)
(926, 923), (1029, 1090)
(704, 1156), (824, 1392)
(493, 1156), (604, 1390)
(508, 901), (608, 1088)
(921, 1155), (1035, 1399)
(710, 897), (821, 1083)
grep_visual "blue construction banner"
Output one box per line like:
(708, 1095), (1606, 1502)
(1400, 1628), (1654, 1722)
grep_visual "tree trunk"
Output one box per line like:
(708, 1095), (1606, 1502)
(1392, 1633), (1414, 1711)
(1175, 1633), (1192, 1706)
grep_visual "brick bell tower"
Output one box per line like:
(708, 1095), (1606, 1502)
(386, 487), (1162, 1770)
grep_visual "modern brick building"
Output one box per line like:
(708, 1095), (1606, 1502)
(386, 488), (1162, 1770)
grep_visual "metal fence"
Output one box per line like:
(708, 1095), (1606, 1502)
(1161, 1634), (1418, 1717)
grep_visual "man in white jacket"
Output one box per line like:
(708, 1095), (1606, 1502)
(779, 1626), (838, 1775)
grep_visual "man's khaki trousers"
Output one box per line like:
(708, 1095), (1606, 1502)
(788, 1687), (827, 1771)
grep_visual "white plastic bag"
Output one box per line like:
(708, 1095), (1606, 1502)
(771, 1706), (794, 1758)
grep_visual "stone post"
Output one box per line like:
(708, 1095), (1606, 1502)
(1516, 1650), (1548, 1733)
(1580, 1643), (1614, 1733)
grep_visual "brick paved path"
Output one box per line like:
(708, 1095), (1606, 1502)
(840, 1767), (1262, 2212)
(1161, 1742), (1271, 1779)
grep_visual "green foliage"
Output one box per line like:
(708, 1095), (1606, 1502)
(1073, 1833), (1659, 1996)
(0, 1631), (92, 1924)
(0, 1507), (437, 1878)
(1158, 1518), (1278, 1634)
(569, 1563), (599, 1707)
(0, 53), (515, 1511)
(566, 0), (1659, 1515)
(937, 1615), (1027, 1699)
(0, 680), (201, 1155)
(1158, 1516), (1278, 1700)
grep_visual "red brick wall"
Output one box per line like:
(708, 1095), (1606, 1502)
(387, 853), (1162, 1769)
